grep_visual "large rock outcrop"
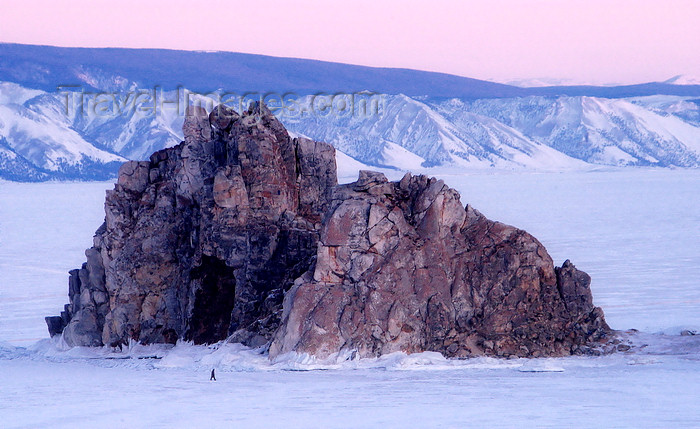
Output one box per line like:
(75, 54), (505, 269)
(269, 171), (609, 359)
(47, 103), (609, 358)
(46, 103), (337, 347)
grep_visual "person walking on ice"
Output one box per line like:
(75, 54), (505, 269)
(210, 368), (216, 381)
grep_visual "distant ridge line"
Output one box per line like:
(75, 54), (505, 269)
(1, 43), (699, 98)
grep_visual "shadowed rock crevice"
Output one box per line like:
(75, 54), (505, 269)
(186, 255), (237, 344)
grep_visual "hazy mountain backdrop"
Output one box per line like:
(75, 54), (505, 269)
(1, 43), (699, 181)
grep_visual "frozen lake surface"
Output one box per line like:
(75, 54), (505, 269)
(1, 168), (699, 428)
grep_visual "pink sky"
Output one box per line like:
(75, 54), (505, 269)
(1, 0), (699, 85)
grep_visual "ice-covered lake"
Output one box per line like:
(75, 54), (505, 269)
(1, 168), (699, 428)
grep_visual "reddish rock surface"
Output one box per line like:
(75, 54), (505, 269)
(48, 104), (609, 359)
(270, 171), (609, 359)
(47, 103), (337, 347)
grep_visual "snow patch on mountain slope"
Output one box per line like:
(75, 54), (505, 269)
(335, 149), (401, 183)
(629, 95), (700, 128)
(287, 94), (588, 171)
(622, 101), (700, 153)
(581, 97), (700, 160)
(0, 101), (125, 171)
(0, 81), (43, 105)
(380, 141), (426, 170)
(70, 89), (184, 160)
(0, 139), (49, 181)
(431, 98), (589, 170)
(451, 96), (700, 167)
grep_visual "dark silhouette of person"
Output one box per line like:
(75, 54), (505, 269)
(210, 368), (216, 381)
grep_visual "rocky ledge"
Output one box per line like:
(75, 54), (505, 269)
(47, 103), (610, 358)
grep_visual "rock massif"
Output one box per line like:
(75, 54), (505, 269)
(47, 103), (337, 347)
(269, 171), (608, 358)
(47, 103), (609, 358)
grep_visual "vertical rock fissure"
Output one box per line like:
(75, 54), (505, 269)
(186, 255), (237, 344)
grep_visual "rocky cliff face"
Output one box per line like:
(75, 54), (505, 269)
(46, 103), (337, 347)
(47, 103), (609, 358)
(269, 171), (608, 359)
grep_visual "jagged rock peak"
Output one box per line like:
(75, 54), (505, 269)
(183, 105), (211, 142)
(47, 103), (337, 348)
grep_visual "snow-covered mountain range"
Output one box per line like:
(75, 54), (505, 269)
(431, 96), (700, 167)
(1, 43), (700, 181)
